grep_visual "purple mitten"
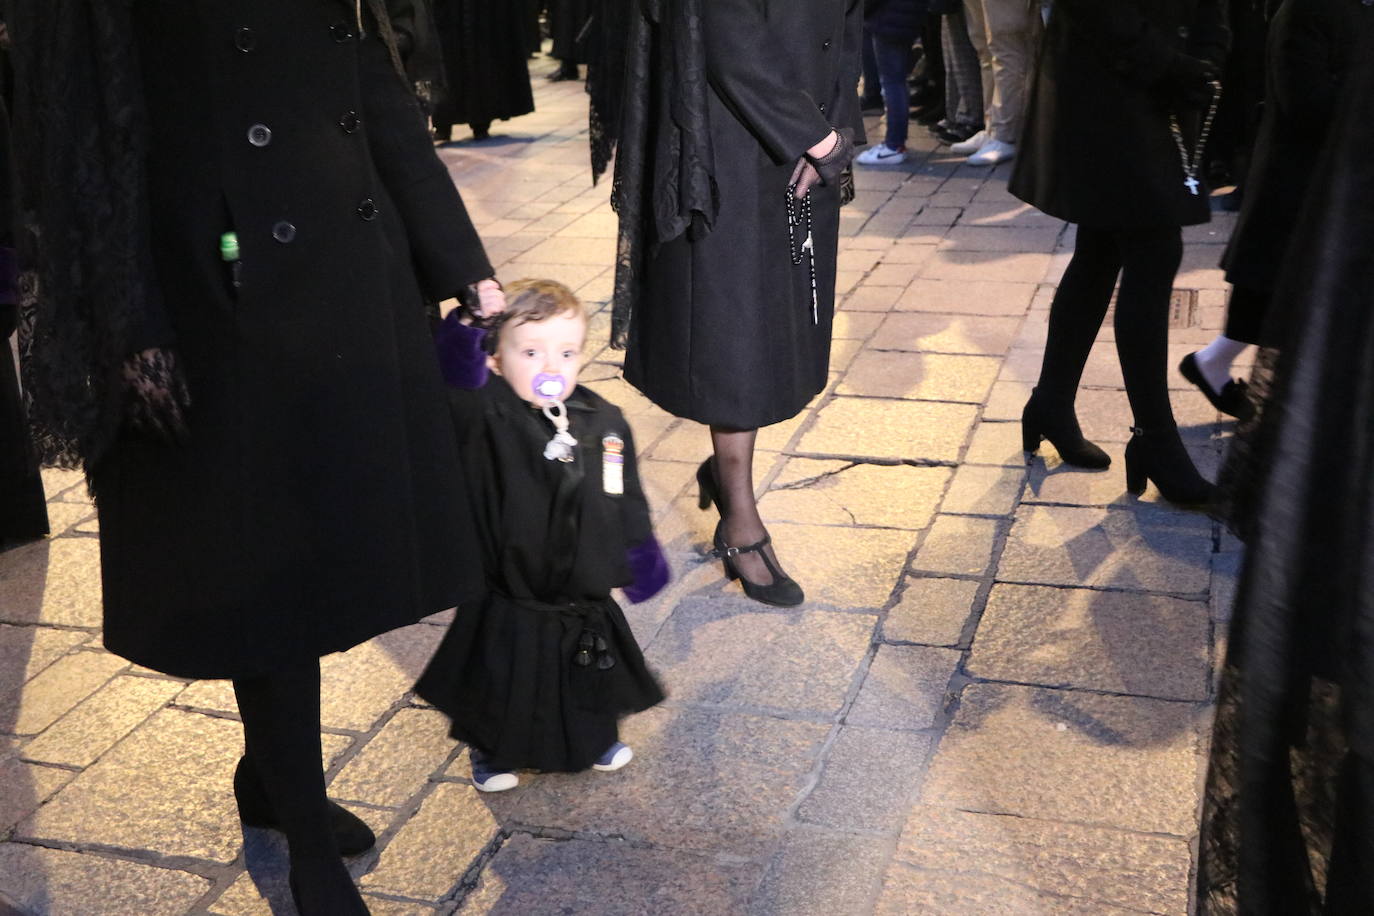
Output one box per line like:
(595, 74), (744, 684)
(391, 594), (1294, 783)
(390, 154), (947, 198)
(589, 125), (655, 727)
(435, 312), (490, 389)
(622, 536), (670, 603)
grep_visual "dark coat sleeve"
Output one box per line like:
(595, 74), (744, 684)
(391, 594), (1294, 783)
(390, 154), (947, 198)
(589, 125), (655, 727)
(702, 0), (836, 163)
(1054, 0), (1225, 87)
(1270, 0), (1344, 135)
(358, 34), (493, 299)
(837, 0), (867, 141)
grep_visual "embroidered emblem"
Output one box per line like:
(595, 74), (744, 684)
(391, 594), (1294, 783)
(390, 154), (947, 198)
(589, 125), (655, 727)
(602, 434), (625, 496)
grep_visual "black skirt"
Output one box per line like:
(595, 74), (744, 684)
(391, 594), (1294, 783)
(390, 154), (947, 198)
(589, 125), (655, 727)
(414, 593), (664, 772)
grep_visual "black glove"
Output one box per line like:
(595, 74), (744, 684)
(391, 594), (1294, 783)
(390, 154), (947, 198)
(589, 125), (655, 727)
(1162, 54), (1221, 108)
(790, 128), (857, 198)
(121, 347), (192, 445)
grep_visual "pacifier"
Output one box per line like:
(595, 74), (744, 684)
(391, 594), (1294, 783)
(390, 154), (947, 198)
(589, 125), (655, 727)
(532, 373), (568, 402)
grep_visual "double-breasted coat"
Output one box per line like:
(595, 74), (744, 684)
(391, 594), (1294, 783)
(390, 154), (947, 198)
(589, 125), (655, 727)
(1221, 0), (1372, 296)
(1010, 0), (1230, 229)
(94, 0), (493, 678)
(624, 0), (865, 430)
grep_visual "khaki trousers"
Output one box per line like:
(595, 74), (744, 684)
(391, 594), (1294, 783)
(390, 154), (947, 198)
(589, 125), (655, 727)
(963, 0), (1038, 144)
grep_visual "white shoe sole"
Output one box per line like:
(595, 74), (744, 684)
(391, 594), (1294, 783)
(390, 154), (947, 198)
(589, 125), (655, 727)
(592, 745), (633, 772)
(473, 772), (519, 792)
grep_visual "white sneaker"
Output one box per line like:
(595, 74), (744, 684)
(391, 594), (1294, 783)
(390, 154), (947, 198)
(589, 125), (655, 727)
(949, 129), (988, 155)
(967, 138), (1016, 166)
(470, 750), (519, 792)
(592, 742), (634, 772)
(855, 143), (908, 166)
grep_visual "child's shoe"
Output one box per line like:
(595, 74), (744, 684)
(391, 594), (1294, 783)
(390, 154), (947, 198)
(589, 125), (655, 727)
(592, 741), (633, 772)
(470, 748), (519, 792)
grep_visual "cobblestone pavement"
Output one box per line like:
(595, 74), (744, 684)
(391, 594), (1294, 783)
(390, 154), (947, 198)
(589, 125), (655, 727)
(0, 76), (1243, 915)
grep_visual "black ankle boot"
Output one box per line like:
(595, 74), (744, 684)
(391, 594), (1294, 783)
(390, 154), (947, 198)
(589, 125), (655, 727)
(1021, 391), (1111, 469)
(233, 757), (376, 856)
(1123, 426), (1214, 506)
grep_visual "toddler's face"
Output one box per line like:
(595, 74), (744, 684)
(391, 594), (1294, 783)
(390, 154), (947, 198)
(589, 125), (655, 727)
(489, 311), (588, 407)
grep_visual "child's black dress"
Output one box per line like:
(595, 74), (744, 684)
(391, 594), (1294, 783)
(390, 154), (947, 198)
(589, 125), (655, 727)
(414, 318), (667, 773)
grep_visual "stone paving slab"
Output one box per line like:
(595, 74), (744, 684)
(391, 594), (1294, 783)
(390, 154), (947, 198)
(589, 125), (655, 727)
(459, 833), (755, 916)
(360, 782), (501, 901)
(0, 538), (104, 629)
(796, 397), (977, 463)
(922, 684), (1203, 836)
(846, 645), (961, 731)
(838, 350), (1001, 403)
(758, 460), (948, 530)
(19, 674), (185, 767)
(643, 597), (874, 717)
(966, 584), (1211, 701)
(883, 576), (982, 647)
(869, 312), (1022, 356)
(998, 505), (1213, 595)
(0, 844), (212, 916)
(750, 829), (892, 916)
(489, 706), (828, 859)
(795, 726), (932, 832)
(878, 806), (1190, 915)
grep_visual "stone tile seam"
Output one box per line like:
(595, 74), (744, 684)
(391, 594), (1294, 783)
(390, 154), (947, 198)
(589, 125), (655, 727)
(879, 859), (1175, 916)
(957, 674), (1212, 706)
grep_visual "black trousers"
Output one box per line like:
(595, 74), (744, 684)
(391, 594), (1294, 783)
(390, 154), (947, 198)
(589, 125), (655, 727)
(1037, 225), (1185, 432)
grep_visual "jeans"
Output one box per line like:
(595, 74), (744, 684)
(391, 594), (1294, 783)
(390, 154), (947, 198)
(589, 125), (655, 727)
(872, 33), (914, 150)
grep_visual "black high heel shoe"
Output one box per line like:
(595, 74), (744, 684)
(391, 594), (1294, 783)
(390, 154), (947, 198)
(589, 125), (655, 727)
(1123, 426), (1215, 506)
(710, 522), (805, 608)
(233, 756), (376, 857)
(697, 458), (805, 607)
(1021, 390), (1111, 469)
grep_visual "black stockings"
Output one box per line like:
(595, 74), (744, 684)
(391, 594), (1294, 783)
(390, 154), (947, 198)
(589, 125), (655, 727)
(709, 426), (787, 584)
(233, 662), (366, 914)
(1037, 225), (1185, 433)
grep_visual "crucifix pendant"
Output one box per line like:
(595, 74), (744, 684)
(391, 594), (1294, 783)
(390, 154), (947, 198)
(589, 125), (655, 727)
(1184, 176), (1200, 196)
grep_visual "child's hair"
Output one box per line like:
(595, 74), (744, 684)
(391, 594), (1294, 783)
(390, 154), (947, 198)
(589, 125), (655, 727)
(484, 279), (587, 354)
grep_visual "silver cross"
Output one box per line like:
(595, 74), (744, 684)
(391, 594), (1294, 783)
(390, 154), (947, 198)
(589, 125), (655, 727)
(1184, 176), (1200, 196)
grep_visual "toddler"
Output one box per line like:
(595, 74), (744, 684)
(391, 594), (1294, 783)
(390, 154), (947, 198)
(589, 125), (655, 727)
(414, 279), (668, 791)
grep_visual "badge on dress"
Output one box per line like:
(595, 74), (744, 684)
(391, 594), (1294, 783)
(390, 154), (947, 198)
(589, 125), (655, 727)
(602, 434), (625, 496)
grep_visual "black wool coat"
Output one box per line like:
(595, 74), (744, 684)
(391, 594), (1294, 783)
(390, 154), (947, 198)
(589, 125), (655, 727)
(1010, 0), (1230, 228)
(625, 0), (866, 430)
(430, 0), (535, 130)
(94, 0), (493, 678)
(1221, 0), (1372, 294)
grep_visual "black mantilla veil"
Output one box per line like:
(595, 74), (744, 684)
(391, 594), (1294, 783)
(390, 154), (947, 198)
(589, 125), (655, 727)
(587, 0), (718, 349)
(10, 0), (160, 471)
(1196, 53), (1374, 914)
(9, 0), (412, 474)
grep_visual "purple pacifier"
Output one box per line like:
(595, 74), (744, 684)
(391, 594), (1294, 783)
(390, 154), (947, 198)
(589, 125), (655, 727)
(532, 373), (568, 402)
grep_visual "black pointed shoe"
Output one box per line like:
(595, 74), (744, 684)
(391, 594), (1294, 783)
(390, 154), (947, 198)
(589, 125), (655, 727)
(233, 757), (376, 857)
(1123, 426), (1215, 507)
(1021, 391), (1111, 469)
(1179, 353), (1256, 421)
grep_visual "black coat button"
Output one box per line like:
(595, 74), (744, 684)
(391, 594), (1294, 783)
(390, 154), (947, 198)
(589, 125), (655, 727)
(1178, 26), (1190, 38)
(272, 221), (297, 243)
(822, 39), (832, 50)
(248, 123), (272, 147)
(357, 199), (378, 221)
(235, 27), (256, 52)
(819, 103), (827, 114)
(331, 22), (354, 42)
(339, 111), (361, 134)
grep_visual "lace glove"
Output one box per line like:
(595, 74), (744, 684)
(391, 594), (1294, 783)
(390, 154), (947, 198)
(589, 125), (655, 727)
(121, 348), (192, 445)
(790, 128), (857, 198)
(1162, 54), (1221, 108)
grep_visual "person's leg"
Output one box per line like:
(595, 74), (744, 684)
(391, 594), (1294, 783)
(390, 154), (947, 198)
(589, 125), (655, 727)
(875, 34), (913, 150)
(861, 27), (883, 107)
(1113, 226), (1211, 500)
(1112, 226), (1185, 432)
(943, 10), (986, 138)
(963, 0), (994, 130)
(1034, 226), (1122, 410)
(982, 0), (1036, 144)
(708, 427), (798, 599)
(234, 662), (369, 915)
